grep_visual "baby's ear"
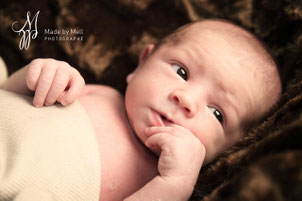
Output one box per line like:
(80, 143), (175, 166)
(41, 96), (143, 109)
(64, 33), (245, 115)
(127, 44), (154, 84)
(138, 44), (154, 66)
(126, 71), (135, 83)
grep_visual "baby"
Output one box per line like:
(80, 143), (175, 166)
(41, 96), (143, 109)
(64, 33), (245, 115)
(1, 19), (281, 201)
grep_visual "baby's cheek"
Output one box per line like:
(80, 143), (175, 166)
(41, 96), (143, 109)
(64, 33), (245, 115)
(193, 131), (221, 164)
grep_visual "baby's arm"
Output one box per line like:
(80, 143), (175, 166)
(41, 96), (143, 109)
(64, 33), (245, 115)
(1, 58), (85, 107)
(125, 125), (205, 201)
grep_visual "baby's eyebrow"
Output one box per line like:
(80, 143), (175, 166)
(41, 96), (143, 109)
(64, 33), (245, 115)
(216, 81), (240, 127)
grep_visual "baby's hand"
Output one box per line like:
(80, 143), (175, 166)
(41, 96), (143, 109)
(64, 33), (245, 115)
(25, 58), (85, 107)
(144, 125), (205, 194)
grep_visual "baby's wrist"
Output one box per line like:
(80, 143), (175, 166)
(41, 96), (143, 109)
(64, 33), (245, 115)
(159, 175), (196, 200)
(125, 175), (194, 201)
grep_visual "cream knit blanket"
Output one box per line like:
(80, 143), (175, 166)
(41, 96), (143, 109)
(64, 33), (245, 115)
(0, 89), (101, 201)
(0, 57), (8, 86)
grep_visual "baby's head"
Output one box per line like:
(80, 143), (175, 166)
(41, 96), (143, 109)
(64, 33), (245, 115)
(125, 19), (281, 163)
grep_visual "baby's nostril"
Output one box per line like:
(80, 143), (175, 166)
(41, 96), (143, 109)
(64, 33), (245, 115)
(173, 96), (179, 103)
(184, 107), (190, 113)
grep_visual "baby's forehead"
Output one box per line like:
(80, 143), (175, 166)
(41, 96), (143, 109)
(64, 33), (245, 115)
(179, 22), (271, 72)
(176, 25), (258, 68)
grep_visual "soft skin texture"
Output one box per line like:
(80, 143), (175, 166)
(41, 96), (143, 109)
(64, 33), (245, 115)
(125, 36), (270, 163)
(1, 58), (85, 107)
(1, 19), (281, 201)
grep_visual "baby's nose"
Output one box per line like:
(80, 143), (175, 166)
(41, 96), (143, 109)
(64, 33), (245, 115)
(169, 91), (197, 118)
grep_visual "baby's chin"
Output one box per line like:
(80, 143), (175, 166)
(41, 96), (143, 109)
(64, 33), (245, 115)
(131, 123), (147, 143)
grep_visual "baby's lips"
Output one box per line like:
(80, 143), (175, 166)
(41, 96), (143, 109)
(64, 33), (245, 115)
(164, 120), (177, 127)
(151, 109), (165, 127)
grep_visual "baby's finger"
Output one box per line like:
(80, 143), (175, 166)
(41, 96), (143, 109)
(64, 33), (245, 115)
(145, 132), (172, 156)
(25, 60), (43, 91)
(45, 67), (69, 106)
(145, 126), (173, 137)
(59, 71), (85, 105)
(33, 66), (56, 107)
(145, 125), (189, 137)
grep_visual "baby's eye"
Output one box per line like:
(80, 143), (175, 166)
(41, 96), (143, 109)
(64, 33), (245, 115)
(209, 107), (223, 123)
(172, 64), (188, 81)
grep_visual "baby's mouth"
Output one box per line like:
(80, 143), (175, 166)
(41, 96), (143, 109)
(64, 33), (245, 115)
(161, 115), (167, 121)
(160, 114), (173, 125)
(151, 109), (174, 127)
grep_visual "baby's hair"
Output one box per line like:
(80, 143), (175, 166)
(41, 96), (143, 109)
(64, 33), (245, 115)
(153, 21), (194, 51)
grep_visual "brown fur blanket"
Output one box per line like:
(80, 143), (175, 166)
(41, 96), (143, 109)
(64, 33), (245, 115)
(0, 0), (301, 200)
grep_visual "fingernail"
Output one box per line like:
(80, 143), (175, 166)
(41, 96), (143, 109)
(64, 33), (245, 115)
(61, 100), (67, 106)
(34, 102), (42, 108)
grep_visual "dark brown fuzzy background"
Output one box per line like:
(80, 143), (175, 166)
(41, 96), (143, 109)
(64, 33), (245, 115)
(1, 0), (301, 200)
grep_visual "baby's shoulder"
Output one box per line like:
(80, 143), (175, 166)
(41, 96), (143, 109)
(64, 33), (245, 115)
(81, 84), (123, 99)
(78, 84), (125, 119)
(79, 84), (124, 109)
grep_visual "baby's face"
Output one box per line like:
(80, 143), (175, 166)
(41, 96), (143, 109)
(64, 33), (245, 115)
(125, 29), (264, 163)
